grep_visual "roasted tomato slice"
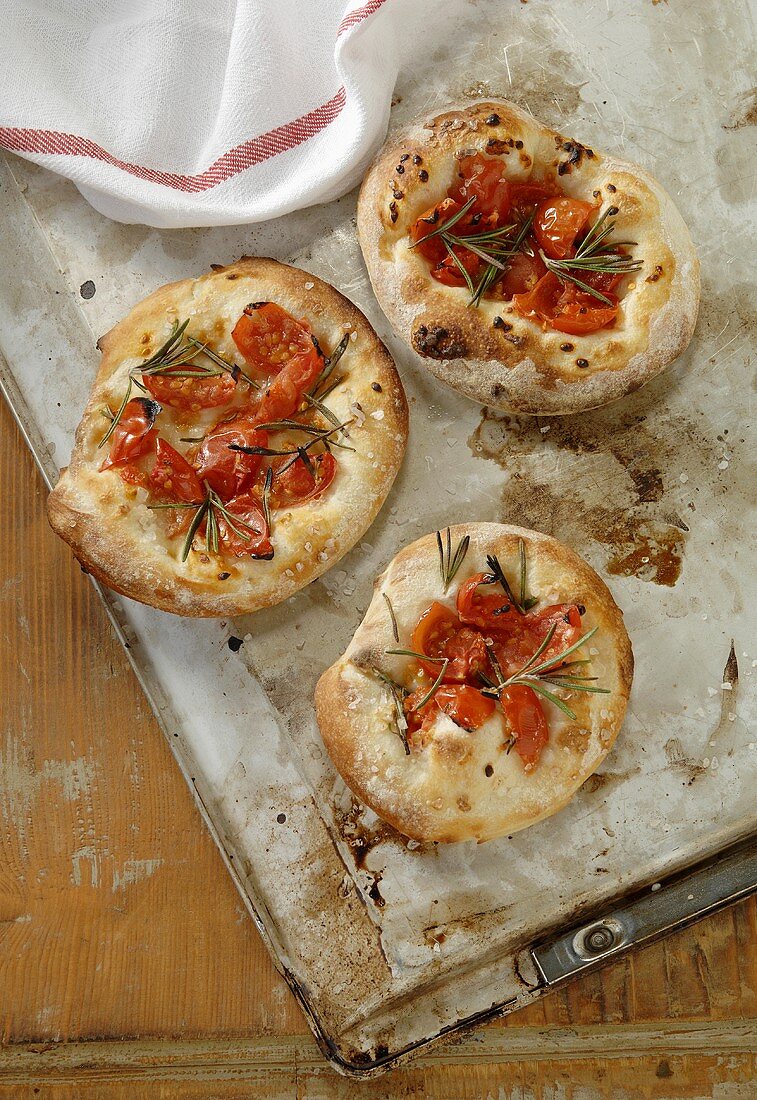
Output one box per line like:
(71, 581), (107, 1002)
(195, 415), (269, 500)
(410, 197), (462, 266)
(456, 572), (518, 631)
(101, 397), (160, 469)
(255, 345), (324, 424)
(142, 369), (236, 412)
(512, 272), (618, 334)
(432, 246), (483, 287)
(149, 438), (203, 502)
(492, 603), (583, 677)
(451, 153), (510, 219)
(231, 302), (317, 375)
(270, 451), (336, 508)
(411, 602), (489, 683)
(216, 492), (273, 559)
(500, 684), (549, 770)
(509, 180), (560, 215)
(497, 247), (548, 300)
(534, 197), (595, 260)
(405, 683), (496, 734)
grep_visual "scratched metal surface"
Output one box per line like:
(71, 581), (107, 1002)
(0, 0), (754, 1074)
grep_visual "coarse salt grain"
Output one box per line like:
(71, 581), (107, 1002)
(304, 281), (314, 290)
(718, 460), (729, 470)
(350, 331), (358, 342)
(721, 682), (733, 691)
(318, 551), (328, 562)
(540, 425), (551, 434)
(707, 686), (718, 696)
(370, 409), (385, 420)
(728, 713), (736, 722)
(679, 473), (689, 483)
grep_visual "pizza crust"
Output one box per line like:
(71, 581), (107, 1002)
(315, 523), (633, 843)
(357, 99), (700, 416)
(47, 258), (408, 617)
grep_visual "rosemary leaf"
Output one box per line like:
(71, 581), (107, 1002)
(410, 658), (450, 712)
(383, 593), (400, 642)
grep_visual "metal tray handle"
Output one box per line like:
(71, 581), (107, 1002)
(531, 839), (757, 985)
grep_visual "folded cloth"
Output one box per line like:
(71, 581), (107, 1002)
(0, 0), (453, 228)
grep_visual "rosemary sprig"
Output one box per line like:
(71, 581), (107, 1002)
(540, 206), (643, 305)
(307, 334), (349, 402)
(383, 593), (400, 642)
(385, 648), (450, 714)
(409, 196), (477, 249)
(468, 211), (535, 309)
(228, 419), (355, 465)
(437, 528), (470, 592)
(480, 624), (609, 721)
(411, 197), (537, 309)
(149, 482), (259, 562)
(261, 466), (273, 530)
(485, 553), (524, 615)
(99, 319), (253, 448)
(372, 669), (410, 753)
(518, 539), (539, 612)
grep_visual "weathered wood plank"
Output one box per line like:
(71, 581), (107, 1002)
(0, 390), (754, 1097)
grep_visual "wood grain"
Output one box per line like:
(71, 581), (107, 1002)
(0, 393), (754, 1096)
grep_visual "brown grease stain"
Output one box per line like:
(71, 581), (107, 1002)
(606, 526), (684, 587)
(465, 398), (728, 587)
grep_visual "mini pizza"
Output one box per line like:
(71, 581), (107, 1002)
(315, 524), (633, 842)
(47, 258), (408, 617)
(358, 99), (700, 416)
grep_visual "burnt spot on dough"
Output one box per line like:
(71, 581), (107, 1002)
(557, 139), (594, 175)
(413, 324), (467, 360)
(418, 169), (429, 182)
(486, 139), (511, 155)
(503, 333), (526, 347)
(412, 154), (423, 165)
(485, 113), (501, 125)
(647, 264), (664, 283)
(493, 316), (513, 332)
(389, 200), (398, 223)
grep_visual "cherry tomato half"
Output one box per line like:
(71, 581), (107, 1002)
(497, 247), (548, 300)
(216, 492), (273, 559)
(149, 438), (203, 503)
(491, 603), (583, 678)
(456, 572), (517, 631)
(500, 684), (549, 770)
(231, 302), (316, 375)
(195, 415), (269, 500)
(534, 197), (595, 260)
(101, 397), (160, 470)
(142, 368), (236, 412)
(405, 683), (495, 735)
(411, 602), (489, 683)
(270, 451), (337, 509)
(509, 180), (560, 215)
(512, 273), (618, 335)
(451, 153), (511, 220)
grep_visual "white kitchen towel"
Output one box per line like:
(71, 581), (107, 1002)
(0, 0), (457, 228)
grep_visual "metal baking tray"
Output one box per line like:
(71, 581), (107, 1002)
(0, 0), (754, 1076)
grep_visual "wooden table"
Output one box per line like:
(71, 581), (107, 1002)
(0, 396), (754, 1098)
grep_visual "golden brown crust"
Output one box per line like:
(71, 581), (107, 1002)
(47, 258), (409, 617)
(315, 523), (633, 843)
(357, 99), (700, 416)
